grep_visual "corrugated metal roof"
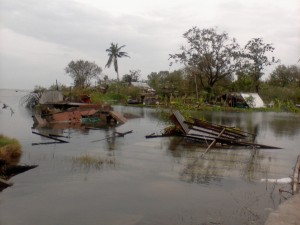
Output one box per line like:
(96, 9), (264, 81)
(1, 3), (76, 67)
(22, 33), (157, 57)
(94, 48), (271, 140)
(240, 93), (265, 108)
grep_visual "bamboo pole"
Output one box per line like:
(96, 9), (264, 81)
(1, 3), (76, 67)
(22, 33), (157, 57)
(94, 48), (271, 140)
(201, 128), (226, 157)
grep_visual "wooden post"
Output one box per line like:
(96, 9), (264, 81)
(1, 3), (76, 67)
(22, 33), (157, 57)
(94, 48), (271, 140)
(201, 128), (226, 157)
(292, 155), (300, 194)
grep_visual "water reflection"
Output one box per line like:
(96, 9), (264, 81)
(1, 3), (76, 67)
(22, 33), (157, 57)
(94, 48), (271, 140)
(1, 90), (300, 225)
(165, 137), (270, 184)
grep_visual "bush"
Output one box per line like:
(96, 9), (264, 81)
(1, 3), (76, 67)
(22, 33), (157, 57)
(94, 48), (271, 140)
(0, 134), (22, 163)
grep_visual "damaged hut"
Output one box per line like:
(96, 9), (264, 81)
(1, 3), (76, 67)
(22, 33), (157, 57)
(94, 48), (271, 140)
(33, 91), (127, 127)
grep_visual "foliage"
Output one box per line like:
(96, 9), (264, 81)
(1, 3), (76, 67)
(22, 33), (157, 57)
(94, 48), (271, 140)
(267, 64), (300, 88)
(105, 43), (130, 82)
(65, 60), (102, 88)
(243, 38), (279, 93)
(0, 134), (22, 163)
(169, 27), (241, 97)
(122, 69), (141, 83)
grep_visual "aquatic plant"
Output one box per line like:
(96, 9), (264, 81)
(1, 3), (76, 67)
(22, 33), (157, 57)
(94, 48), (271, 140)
(72, 154), (117, 170)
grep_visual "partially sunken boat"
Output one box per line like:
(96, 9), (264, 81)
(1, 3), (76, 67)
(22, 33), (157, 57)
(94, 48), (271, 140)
(33, 91), (127, 127)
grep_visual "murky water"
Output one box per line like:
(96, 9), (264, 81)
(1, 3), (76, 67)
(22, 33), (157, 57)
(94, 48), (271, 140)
(0, 89), (299, 225)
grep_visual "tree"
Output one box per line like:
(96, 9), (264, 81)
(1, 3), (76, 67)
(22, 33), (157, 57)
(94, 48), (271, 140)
(105, 43), (130, 83)
(65, 60), (102, 88)
(122, 69), (141, 84)
(268, 65), (300, 87)
(169, 27), (241, 99)
(243, 38), (279, 93)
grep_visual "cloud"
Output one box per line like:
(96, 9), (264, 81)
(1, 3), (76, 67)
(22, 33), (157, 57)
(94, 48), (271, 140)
(0, 0), (299, 89)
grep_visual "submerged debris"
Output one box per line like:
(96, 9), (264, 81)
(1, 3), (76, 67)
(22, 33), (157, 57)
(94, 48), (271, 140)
(146, 110), (281, 152)
(32, 91), (127, 128)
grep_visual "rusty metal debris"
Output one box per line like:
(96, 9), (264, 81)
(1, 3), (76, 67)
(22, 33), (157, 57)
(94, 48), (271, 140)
(146, 110), (281, 152)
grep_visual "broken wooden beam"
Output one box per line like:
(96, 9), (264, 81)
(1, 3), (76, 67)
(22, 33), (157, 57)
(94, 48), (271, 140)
(92, 130), (133, 142)
(32, 131), (69, 143)
(292, 155), (300, 194)
(201, 128), (226, 157)
(109, 111), (127, 124)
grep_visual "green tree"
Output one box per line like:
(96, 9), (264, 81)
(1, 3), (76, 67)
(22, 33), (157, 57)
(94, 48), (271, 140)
(169, 27), (241, 99)
(105, 43), (130, 83)
(65, 60), (102, 88)
(243, 38), (279, 93)
(122, 69), (141, 84)
(268, 65), (300, 87)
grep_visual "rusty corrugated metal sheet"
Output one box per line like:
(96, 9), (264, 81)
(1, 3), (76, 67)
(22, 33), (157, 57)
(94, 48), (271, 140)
(109, 111), (128, 124)
(170, 110), (190, 135)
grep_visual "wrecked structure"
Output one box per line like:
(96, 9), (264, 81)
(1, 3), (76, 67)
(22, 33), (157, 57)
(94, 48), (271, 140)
(147, 111), (280, 153)
(33, 91), (127, 127)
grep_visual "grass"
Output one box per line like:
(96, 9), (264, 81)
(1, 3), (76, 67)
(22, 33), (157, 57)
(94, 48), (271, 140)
(72, 154), (117, 170)
(0, 134), (22, 163)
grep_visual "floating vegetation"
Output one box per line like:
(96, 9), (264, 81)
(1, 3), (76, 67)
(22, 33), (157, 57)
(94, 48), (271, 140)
(72, 154), (117, 170)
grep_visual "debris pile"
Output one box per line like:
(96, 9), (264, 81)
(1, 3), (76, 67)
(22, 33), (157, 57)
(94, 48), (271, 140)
(33, 101), (127, 127)
(147, 111), (281, 154)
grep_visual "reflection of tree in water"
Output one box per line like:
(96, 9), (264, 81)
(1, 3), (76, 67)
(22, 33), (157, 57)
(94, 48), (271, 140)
(241, 149), (269, 182)
(165, 137), (270, 184)
(268, 116), (300, 138)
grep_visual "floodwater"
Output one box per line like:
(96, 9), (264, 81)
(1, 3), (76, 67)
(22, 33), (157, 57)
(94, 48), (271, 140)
(0, 89), (300, 225)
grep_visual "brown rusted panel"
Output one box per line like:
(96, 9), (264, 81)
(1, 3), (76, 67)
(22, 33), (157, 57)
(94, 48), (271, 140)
(109, 111), (127, 124)
(52, 109), (98, 123)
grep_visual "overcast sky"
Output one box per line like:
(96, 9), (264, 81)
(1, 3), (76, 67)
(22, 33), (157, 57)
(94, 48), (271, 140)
(0, 0), (299, 90)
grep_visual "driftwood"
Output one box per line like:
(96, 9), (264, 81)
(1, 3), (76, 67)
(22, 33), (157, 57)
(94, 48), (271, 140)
(292, 155), (300, 194)
(32, 131), (69, 144)
(92, 130), (133, 142)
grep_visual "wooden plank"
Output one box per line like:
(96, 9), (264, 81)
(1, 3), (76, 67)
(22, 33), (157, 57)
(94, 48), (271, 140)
(109, 111), (127, 124)
(32, 131), (69, 143)
(292, 155), (300, 194)
(201, 128), (226, 157)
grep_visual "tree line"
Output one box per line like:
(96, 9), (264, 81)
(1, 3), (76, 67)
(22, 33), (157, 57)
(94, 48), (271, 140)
(64, 26), (300, 104)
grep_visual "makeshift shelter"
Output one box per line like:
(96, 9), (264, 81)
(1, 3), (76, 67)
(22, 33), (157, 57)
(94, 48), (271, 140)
(222, 92), (265, 108)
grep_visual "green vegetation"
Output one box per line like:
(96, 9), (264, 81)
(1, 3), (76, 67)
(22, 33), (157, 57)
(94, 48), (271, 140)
(0, 134), (22, 163)
(72, 154), (117, 170)
(22, 26), (300, 114)
(105, 43), (130, 84)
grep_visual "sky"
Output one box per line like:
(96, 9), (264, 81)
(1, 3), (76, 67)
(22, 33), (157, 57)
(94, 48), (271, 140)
(0, 0), (299, 90)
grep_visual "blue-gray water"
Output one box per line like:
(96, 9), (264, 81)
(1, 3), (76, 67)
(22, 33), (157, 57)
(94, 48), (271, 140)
(0, 89), (299, 225)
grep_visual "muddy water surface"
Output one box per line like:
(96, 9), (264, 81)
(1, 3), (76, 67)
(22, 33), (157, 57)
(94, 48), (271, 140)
(0, 89), (299, 225)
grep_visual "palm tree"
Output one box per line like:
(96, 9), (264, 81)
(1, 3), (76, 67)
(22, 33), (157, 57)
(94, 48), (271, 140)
(105, 43), (130, 83)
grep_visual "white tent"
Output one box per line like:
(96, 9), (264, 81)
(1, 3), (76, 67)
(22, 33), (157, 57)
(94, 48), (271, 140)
(241, 93), (265, 108)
